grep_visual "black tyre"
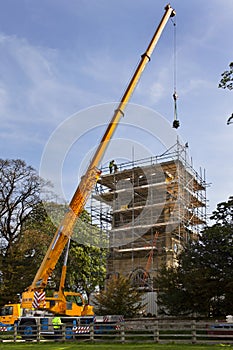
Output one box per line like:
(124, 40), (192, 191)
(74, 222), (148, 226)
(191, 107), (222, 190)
(19, 321), (37, 340)
(65, 323), (74, 340)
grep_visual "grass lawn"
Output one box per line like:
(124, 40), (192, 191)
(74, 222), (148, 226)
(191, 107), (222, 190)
(0, 342), (232, 350)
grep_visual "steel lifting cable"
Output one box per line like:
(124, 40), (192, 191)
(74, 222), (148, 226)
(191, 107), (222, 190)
(171, 17), (180, 129)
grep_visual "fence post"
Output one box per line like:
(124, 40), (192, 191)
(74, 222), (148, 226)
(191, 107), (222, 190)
(36, 323), (41, 342)
(120, 322), (125, 343)
(61, 324), (66, 341)
(90, 323), (94, 341)
(14, 323), (17, 342)
(153, 320), (159, 343)
(192, 319), (196, 344)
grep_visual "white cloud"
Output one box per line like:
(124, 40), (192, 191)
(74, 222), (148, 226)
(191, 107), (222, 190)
(0, 34), (98, 130)
(181, 78), (214, 96)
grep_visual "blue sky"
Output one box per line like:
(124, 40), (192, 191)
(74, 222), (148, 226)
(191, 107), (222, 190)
(0, 0), (232, 215)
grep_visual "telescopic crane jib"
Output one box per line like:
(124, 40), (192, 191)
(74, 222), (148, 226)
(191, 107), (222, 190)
(21, 4), (176, 314)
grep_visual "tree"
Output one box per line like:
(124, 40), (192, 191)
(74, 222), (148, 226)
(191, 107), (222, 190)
(92, 275), (144, 318)
(219, 62), (233, 90)
(0, 159), (50, 304)
(210, 196), (233, 225)
(66, 242), (107, 303)
(0, 213), (55, 304)
(156, 197), (233, 318)
(46, 208), (108, 302)
(219, 62), (233, 124)
(0, 159), (47, 255)
(0, 159), (107, 305)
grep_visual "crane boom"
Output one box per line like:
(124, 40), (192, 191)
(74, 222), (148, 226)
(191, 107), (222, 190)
(22, 4), (175, 307)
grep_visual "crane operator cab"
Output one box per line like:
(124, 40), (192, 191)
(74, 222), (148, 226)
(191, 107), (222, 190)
(64, 291), (94, 317)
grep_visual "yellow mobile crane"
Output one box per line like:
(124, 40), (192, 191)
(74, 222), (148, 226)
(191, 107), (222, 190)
(0, 4), (175, 338)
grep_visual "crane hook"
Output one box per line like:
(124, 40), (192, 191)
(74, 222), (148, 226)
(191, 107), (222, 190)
(172, 91), (180, 129)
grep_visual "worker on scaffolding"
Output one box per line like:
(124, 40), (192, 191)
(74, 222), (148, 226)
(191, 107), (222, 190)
(109, 160), (118, 174)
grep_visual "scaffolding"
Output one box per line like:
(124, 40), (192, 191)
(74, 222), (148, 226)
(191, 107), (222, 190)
(87, 141), (207, 291)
